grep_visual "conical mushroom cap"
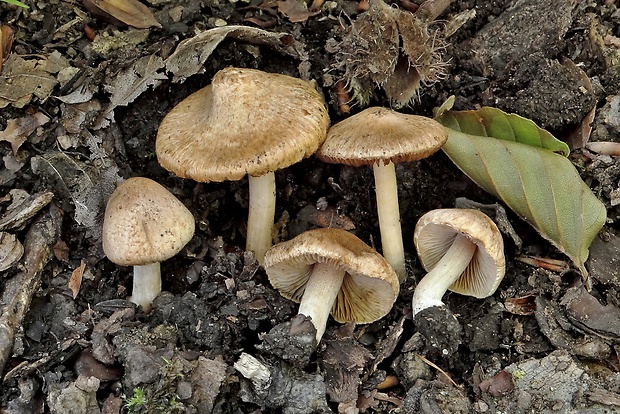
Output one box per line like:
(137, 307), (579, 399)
(413, 208), (505, 298)
(156, 67), (330, 182)
(102, 177), (195, 266)
(264, 228), (399, 324)
(317, 107), (447, 166)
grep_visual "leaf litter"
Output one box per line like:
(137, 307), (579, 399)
(1, 0), (620, 412)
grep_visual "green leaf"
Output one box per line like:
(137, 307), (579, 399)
(435, 106), (606, 281)
(2, 0), (29, 8)
(436, 102), (570, 156)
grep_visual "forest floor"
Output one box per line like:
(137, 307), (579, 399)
(1, 0), (620, 413)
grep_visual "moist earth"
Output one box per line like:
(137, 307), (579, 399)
(1, 0), (620, 413)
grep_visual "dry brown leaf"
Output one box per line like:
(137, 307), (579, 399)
(82, 0), (161, 29)
(1, 24), (15, 75)
(0, 231), (23, 272)
(0, 55), (58, 108)
(96, 54), (166, 127)
(165, 25), (306, 83)
(53, 240), (71, 262)
(276, 0), (320, 23)
(69, 260), (86, 299)
(0, 112), (50, 155)
(504, 294), (537, 316)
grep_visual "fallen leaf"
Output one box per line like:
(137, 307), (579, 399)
(82, 0), (161, 29)
(276, 0), (320, 23)
(53, 240), (70, 262)
(69, 260), (86, 299)
(0, 231), (23, 271)
(2, 153), (25, 182)
(504, 294), (537, 316)
(0, 55), (58, 108)
(165, 25), (306, 83)
(90, 28), (150, 58)
(0, 112), (50, 155)
(61, 100), (102, 135)
(96, 54), (166, 126)
(435, 100), (606, 285)
(31, 152), (97, 225)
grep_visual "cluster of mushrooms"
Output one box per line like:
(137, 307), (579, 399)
(101, 67), (506, 343)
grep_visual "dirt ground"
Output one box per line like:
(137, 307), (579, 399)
(1, 0), (620, 412)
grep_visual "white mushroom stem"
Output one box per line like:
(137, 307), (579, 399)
(412, 233), (477, 316)
(297, 262), (346, 342)
(247, 172), (276, 265)
(373, 161), (406, 282)
(130, 262), (162, 313)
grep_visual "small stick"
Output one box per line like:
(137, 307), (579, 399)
(415, 353), (458, 387)
(0, 204), (61, 377)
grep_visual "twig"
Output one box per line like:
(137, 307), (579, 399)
(415, 353), (458, 387)
(0, 204), (61, 377)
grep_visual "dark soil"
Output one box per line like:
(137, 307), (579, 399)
(1, 0), (620, 413)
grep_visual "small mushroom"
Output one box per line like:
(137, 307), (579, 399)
(412, 208), (505, 316)
(156, 67), (329, 264)
(102, 177), (195, 312)
(317, 107), (447, 281)
(264, 228), (399, 342)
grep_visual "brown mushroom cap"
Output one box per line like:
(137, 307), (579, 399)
(156, 67), (330, 182)
(414, 209), (505, 298)
(102, 177), (195, 266)
(264, 228), (399, 323)
(317, 106), (447, 166)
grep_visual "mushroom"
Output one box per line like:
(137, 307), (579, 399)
(412, 208), (505, 316)
(317, 107), (447, 281)
(156, 67), (330, 264)
(102, 177), (195, 312)
(264, 228), (399, 342)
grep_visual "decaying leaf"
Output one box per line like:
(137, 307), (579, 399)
(56, 81), (96, 104)
(61, 100), (103, 136)
(90, 28), (151, 58)
(0, 55), (58, 109)
(327, 0), (447, 108)
(96, 54), (166, 127)
(435, 101), (607, 285)
(504, 294), (537, 316)
(0, 232), (24, 272)
(165, 25), (307, 83)
(82, 0), (161, 29)
(30, 152), (97, 225)
(1, 154), (24, 184)
(276, 0), (320, 23)
(0, 112), (50, 155)
(31, 153), (120, 240)
(69, 260), (86, 299)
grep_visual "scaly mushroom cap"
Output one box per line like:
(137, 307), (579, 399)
(414, 208), (505, 298)
(264, 228), (399, 323)
(156, 67), (330, 182)
(317, 107), (447, 166)
(102, 177), (195, 266)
